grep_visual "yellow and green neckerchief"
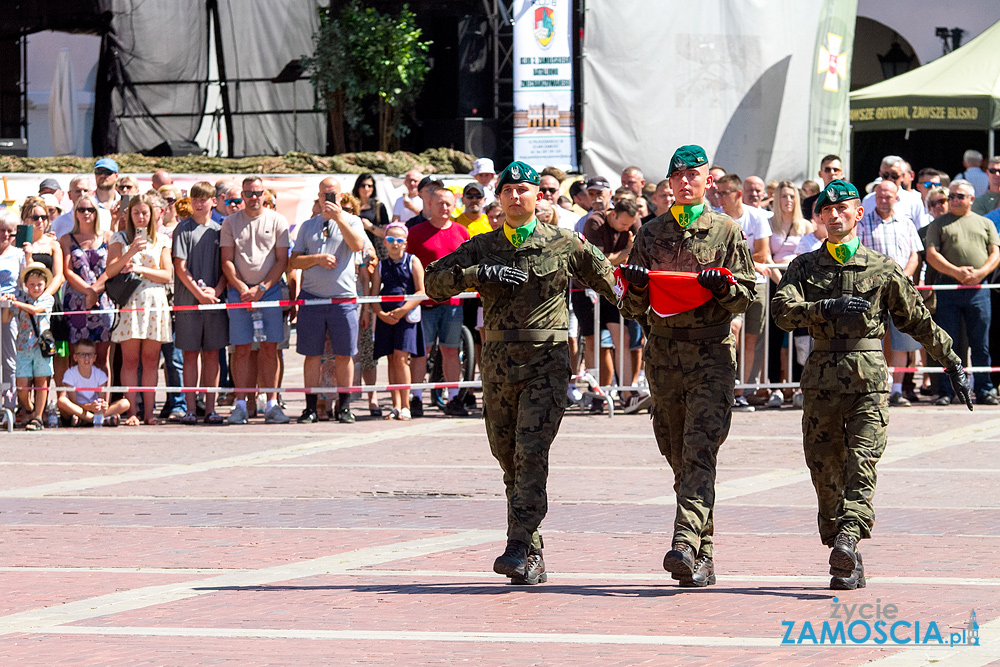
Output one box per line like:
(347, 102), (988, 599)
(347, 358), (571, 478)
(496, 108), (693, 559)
(826, 237), (861, 264)
(503, 217), (537, 248)
(670, 203), (705, 229)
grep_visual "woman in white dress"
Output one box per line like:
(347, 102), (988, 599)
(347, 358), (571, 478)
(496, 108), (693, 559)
(104, 194), (173, 425)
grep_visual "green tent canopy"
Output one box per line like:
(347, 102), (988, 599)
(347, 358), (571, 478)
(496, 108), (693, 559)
(850, 19), (1000, 137)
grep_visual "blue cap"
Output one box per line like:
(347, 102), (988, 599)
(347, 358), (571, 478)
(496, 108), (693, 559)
(94, 157), (119, 173)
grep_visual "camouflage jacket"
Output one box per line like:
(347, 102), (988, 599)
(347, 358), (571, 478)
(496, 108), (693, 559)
(619, 208), (756, 340)
(424, 221), (616, 333)
(771, 243), (960, 392)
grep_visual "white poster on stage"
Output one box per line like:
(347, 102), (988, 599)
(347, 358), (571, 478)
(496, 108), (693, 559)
(513, 0), (577, 170)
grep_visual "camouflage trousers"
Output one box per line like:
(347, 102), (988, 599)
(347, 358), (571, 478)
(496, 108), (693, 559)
(482, 361), (567, 549)
(802, 389), (888, 546)
(646, 341), (735, 559)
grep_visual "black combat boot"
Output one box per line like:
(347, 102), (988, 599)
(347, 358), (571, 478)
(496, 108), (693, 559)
(829, 533), (858, 574)
(511, 544), (547, 585)
(493, 539), (529, 578)
(830, 551), (866, 590)
(678, 555), (716, 588)
(662, 541), (696, 579)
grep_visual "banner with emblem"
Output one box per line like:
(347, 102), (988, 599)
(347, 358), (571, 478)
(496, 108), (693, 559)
(807, 0), (859, 180)
(512, 0), (577, 170)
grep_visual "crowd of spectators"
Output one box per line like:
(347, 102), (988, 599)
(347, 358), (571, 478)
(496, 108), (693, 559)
(2, 148), (1000, 430)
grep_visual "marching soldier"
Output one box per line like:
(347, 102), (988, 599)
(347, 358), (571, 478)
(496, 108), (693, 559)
(618, 145), (756, 587)
(771, 179), (972, 590)
(424, 161), (617, 584)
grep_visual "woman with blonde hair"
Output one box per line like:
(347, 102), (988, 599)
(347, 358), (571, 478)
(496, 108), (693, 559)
(103, 194), (173, 425)
(58, 194), (114, 374)
(766, 180), (813, 409)
(19, 196), (64, 299)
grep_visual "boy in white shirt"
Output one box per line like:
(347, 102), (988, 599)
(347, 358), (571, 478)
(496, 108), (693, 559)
(57, 339), (130, 426)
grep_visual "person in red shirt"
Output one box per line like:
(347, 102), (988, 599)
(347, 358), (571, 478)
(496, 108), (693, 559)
(406, 188), (470, 416)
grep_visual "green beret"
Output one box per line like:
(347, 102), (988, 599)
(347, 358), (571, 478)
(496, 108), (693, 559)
(814, 179), (860, 215)
(496, 161), (540, 190)
(667, 145), (708, 176)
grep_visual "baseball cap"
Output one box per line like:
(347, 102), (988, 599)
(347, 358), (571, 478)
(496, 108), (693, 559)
(814, 179), (860, 215)
(585, 176), (611, 192)
(94, 157), (119, 173)
(667, 145), (708, 176)
(38, 178), (61, 193)
(463, 181), (485, 197)
(470, 158), (496, 177)
(418, 175), (443, 192)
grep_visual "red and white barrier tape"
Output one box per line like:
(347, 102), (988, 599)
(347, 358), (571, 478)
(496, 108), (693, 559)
(30, 380), (484, 394)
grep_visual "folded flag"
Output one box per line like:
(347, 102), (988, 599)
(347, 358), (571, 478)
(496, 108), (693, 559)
(614, 267), (735, 318)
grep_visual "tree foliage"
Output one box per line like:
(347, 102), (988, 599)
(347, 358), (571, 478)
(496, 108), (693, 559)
(304, 2), (431, 153)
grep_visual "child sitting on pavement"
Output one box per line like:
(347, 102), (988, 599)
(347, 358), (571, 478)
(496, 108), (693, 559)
(57, 339), (130, 426)
(4, 262), (54, 430)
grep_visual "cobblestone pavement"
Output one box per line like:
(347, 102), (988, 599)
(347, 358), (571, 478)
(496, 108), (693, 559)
(1, 385), (998, 665)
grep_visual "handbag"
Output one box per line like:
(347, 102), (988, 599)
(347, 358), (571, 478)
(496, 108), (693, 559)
(50, 293), (71, 341)
(105, 271), (142, 308)
(29, 313), (56, 358)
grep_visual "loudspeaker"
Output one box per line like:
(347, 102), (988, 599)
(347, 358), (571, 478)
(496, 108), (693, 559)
(0, 138), (27, 156)
(143, 140), (203, 157)
(462, 117), (498, 158)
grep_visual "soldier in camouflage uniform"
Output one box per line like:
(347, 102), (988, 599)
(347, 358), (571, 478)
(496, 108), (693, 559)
(772, 179), (973, 590)
(424, 161), (617, 585)
(618, 145), (755, 587)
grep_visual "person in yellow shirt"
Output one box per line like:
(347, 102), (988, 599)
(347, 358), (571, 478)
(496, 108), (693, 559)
(453, 183), (493, 237)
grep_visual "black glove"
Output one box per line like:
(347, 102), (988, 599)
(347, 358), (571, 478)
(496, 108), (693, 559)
(478, 264), (528, 286)
(697, 268), (731, 294)
(946, 364), (974, 411)
(619, 264), (649, 289)
(819, 296), (871, 319)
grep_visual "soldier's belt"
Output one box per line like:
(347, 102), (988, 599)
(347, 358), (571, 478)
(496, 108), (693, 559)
(812, 338), (884, 352)
(649, 322), (731, 341)
(483, 328), (568, 343)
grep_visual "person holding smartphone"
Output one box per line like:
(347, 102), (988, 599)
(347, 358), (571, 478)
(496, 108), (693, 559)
(103, 194), (173, 425)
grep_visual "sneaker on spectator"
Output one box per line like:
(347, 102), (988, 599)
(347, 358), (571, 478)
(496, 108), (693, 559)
(409, 396), (424, 418)
(767, 390), (784, 409)
(732, 395), (755, 413)
(264, 404), (290, 424)
(227, 404), (249, 425)
(336, 407), (356, 424)
(443, 398), (469, 417)
(889, 392), (911, 407)
(297, 409), (318, 424)
(624, 393), (653, 414)
(792, 392), (804, 409)
(589, 397), (606, 414)
(902, 389), (920, 403)
(746, 391), (768, 407)
(168, 407), (187, 421)
(933, 395), (952, 406)
(976, 392), (999, 406)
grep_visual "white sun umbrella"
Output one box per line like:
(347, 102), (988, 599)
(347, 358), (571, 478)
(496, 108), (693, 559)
(49, 48), (78, 156)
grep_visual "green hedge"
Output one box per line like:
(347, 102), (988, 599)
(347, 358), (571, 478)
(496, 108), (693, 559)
(0, 148), (475, 175)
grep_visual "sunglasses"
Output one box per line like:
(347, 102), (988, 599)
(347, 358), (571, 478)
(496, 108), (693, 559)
(539, 187), (559, 195)
(76, 208), (96, 213)
(928, 199), (947, 207)
(225, 198), (243, 206)
(75, 352), (96, 358)
(989, 168), (1000, 175)
(948, 193), (970, 201)
(921, 181), (941, 188)
(384, 236), (406, 244)
(164, 197), (176, 205)
(879, 172), (901, 180)
(28, 214), (47, 221)
(243, 190), (265, 198)
(94, 168), (115, 176)
(465, 193), (484, 200)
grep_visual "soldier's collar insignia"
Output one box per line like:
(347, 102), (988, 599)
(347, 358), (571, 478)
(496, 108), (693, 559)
(826, 237), (861, 264)
(503, 217), (537, 248)
(670, 202), (705, 229)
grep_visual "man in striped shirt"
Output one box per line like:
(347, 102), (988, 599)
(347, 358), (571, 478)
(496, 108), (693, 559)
(858, 181), (923, 406)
